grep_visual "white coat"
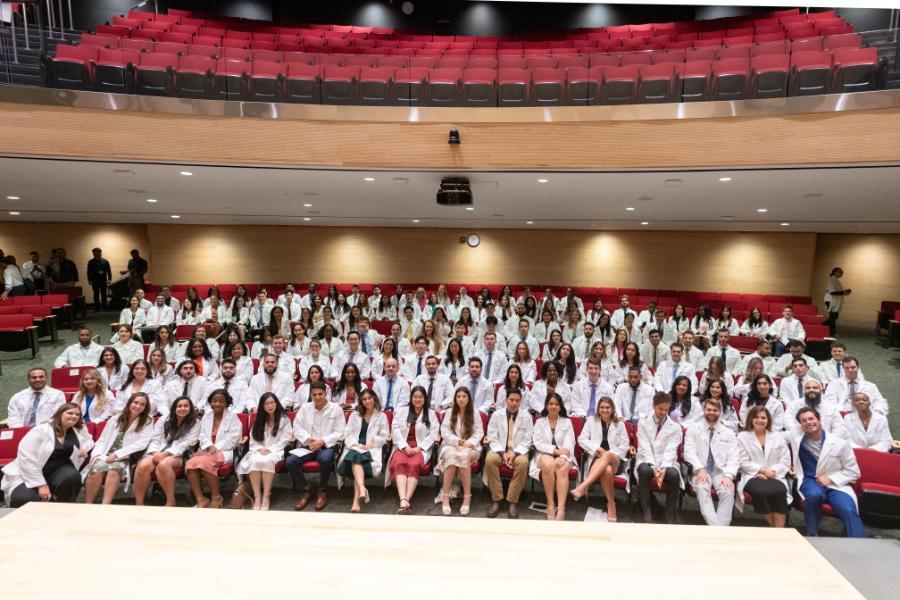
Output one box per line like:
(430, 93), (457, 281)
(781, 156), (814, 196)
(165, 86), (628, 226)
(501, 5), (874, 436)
(198, 409), (243, 464)
(653, 360), (698, 393)
(578, 416), (630, 483)
(436, 411), (484, 473)
(486, 408), (534, 456)
(99, 366), (129, 393)
(290, 401), (345, 454)
(389, 407), (439, 465)
(529, 416), (577, 480)
(412, 373), (453, 411)
(567, 378), (615, 417)
(113, 379), (164, 416)
(635, 414), (684, 489)
(87, 416), (153, 488)
(6, 386), (67, 428)
(823, 376), (889, 415)
(162, 376), (209, 415)
(237, 416), (292, 476)
(735, 430), (791, 511)
(248, 371), (296, 409)
(791, 431), (861, 509)
(784, 399), (846, 439)
(527, 380), (570, 414)
(613, 381), (656, 422)
(146, 417), (201, 456)
(373, 375), (413, 410)
(111, 339), (144, 365)
(1, 423), (94, 504)
(54, 342), (105, 368)
(72, 391), (115, 423)
(338, 411), (389, 480)
(684, 420), (739, 482)
(738, 397), (784, 432)
(843, 411), (893, 452)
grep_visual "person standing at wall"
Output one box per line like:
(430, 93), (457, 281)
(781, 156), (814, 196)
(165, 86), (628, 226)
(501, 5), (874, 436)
(823, 268), (852, 336)
(121, 249), (148, 298)
(87, 248), (113, 311)
(22, 251), (46, 292)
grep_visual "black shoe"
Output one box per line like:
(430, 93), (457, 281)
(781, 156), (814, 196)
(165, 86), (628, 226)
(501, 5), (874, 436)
(507, 502), (519, 519)
(487, 501), (500, 518)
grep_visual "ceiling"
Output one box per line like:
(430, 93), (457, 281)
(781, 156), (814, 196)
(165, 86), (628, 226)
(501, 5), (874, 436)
(1, 157), (899, 232)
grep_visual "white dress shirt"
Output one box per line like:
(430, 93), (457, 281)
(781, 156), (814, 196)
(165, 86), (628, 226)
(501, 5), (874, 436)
(568, 378), (615, 417)
(54, 342), (104, 368)
(412, 373), (454, 410)
(372, 374), (412, 410)
(704, 344), (743, 374)
(769, 318), (806, 345)
(332, 349), (372, 380)
(6, 386), (66, 427)
(653, 360), (699, 393)
(162, 375), (208, 415)
(475, 349), (509, 384)
(145, 305), (175, 328)
(248, 371), (296, 409)
(610, 307), (637, 330)
(455, 374), (494, 413)
(640, 341), (671, 370)
(613, 381), (656, 422)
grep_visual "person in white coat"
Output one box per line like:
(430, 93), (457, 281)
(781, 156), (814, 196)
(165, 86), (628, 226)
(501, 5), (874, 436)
(736, 405), (792, 528)
(610, 295), (636, 329)
(115, 297), (146, 340)
(53, 327), (104, 368)
(785, 380), (847, 439)
(568, 359), (615, 417)
(456, 357), (495, 413)
(636, 392), (683, 524)
(98, 347), (130, 393)
(476, 332), (509, 384)
(72, 368), (115, 423)
(704, 329), (742, 375)
(571, 396), (630, 521)
(115, 359), (164, 416)
(843, 392), (893, 452)
(793, 407), (866, 537)
(248, 354), (295, 410)
(373, 358), (412, 411)
(772, 340), (821, 380)
(1, 402), (93, 507)
(818, 342), (851, 384)
(614, 367), (656, 424)
(668, 375), (703, 426)
(237, 393), (292, 511)
(185, 389), (243, 509)
(388, 386), (439, 515)
(133, 396), (200, 506)
(437, 387), (484, 517)
(738, 374), (783, 432)
(162, 361), (208, 416)
(6, 367), (67, 428)
(684, 398), (739, 527)
(779, 357), (820, 404)
(83, 392), (153, 504)
(769, 306), (806, 357)
(298, 339), (332, 381)
(205, 359), (252, 414)
(530, 392), (577, 521)
(640, 330), (670, 371)
(337, 389), (389, 513)
(413, 356), (453, 411)
(483, 389), (533, 519)
(824, 357), (888, 415)
(332, 331), (372, 380)
(654, 343), (698, 393)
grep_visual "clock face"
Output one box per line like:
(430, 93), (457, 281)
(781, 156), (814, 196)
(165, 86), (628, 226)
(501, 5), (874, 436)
(401, 1), (415, 16)
(467, 233), (480, 248)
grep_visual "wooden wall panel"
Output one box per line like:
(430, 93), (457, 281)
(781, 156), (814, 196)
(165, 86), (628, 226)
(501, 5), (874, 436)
(811, 234), (900, 327)
(3, 102), (900, 169)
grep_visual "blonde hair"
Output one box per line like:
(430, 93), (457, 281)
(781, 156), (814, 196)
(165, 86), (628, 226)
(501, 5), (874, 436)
(74, 368), (108, 416)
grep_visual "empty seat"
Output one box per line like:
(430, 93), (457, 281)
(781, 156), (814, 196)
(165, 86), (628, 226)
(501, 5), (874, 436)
(284, 63), (321, 103)
(653, 50), (684, 65)
(717, 46), (750, 60)
(134, 52), (178, 96)
(831, 47), (880, 93)
(530, 67), (565, 105)
(252, 49), (282, 63)
(600, 65), (638, 104)
(498, 56), (527, 69)
(711, 57), (749, 100)
(467, 56), (498, 69)
(791, 37), (823, 53)
(121, 38), (154, 52)
(555, 55), (588, 69)
(752, 41), (789, 56)
(436, 57), (468, 69)
(358, 66), (394, 105)
(460, 68), (496, 106)
(390, 67), (429, 105)
(426, 67), (463, 106)
(638, 63), (675, 103)
(590, 54), (620, 68)
(194, 35), (223, 47)
(174, 55), (215, 99)
(749, 54), (789, 98)
(223, 47), (251, 62)
(823, 34), (862, 51)
(620, 52), (653, 66)
(160, 31), (192, 44)
(187, 44), (220, 59)
(346, 55), (377, 68)
(154, 41), (187, 56)
(247, 60), (284, 102)
(215, 59), (248, 101)
(221, 37), (248, 49)
(526, 56), (557, 69)
(685, 47), (717, 62)
(94, 48), (140, 94)
(497, 67), (530, 106)
(565, 66), (602, 105)
(409, 56), (438, 69)
(284, 52), (317, 65)
(678, 60), (713, 102)
(789, 51), (832, 96)
(49, 44), (98, 90)
(321, 65), (359, 104)
(80, 34), (120, 49)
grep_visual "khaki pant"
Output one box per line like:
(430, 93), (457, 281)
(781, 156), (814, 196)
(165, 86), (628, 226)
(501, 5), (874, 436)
(484, 452), (529, 503)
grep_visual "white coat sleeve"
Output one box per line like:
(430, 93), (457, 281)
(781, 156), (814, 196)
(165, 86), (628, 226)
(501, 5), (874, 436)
(830, 442), (861, 488)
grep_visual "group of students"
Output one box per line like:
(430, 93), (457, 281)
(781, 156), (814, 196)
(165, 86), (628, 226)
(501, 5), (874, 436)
(2, 282), (892, 535)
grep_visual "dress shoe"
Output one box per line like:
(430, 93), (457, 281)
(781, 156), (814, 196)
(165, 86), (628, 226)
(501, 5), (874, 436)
(315, 490), (328, 511)
(295, 492), (312, 511)
(664, 508), (676, 524)
(487, 501), (500, 518)
(507, 502), (519, 519)
(642, 510), (654, 524)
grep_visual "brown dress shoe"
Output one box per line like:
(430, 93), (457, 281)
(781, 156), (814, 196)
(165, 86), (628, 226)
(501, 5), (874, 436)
(315, 490), (329, 511)
(507, 502), (519, 519)
(295, 492), (312, 511)
(487, 501), (500, 518)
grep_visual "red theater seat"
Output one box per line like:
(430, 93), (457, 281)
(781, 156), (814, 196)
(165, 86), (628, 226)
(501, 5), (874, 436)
(830, 47), (881, 94)
(565, 66), (602, 105)
(426, 67), (463, 106)
(711, 57), (749, 100)
(0, 315), (39, 358)
(358, 66), (395, 105)
(789, 51), (832, 96)
(285, 63), (321, 103)
(750, 54), (789, 98)
(600, 65), (638, 105)
(498, 67), (530, 106)
(678, 60), (713, 101)
(134, 52), (178, 96)
(461, 68), (497, 107)
(247, 60), (284, 102)
(94, 48), (141, 94)
(530, 67), (565, 105)
(174, 55), (216, 98)
(50, 44), (99, 90)
(638, 63), (676, 103)
(390, 67), (429, 106)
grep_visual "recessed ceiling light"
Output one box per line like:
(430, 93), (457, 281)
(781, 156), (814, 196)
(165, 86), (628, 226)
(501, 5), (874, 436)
(9, 211), (21, 215)
(412, 219), (420, 223)
(303, 217), (311, 221)
(757, 208), (768, 213)
(537, 178), (549, 183)
(719, 177), (732, 182)
(363, 177), (375, 182)
(465, 207), (474, 211)
(6, 195), (19, 200)
(626, 207), (636, 211)
(170, 215), (180, 219)
(303, 203), (312, 207)
(179, 171), (193, 176)
(146, 198), (158, 203)
(640, 221), (649, 225)
(780, 222), (790, 226)
(526, 221), (534, 225)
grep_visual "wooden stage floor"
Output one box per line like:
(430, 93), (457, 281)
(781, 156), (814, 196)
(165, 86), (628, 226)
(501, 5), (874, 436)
(0, 503), (862, 599)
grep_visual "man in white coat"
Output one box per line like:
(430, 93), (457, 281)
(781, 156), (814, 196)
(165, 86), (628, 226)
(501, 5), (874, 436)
(819, 341), (851, 383)
(53, 328), (104, 368)
(636, 392), (683, 524)
(413, 356), (454, 411)
(332, 331), (372, 380)
(476, 332), (508, 384)
(6, 368), (66, 428)
(610, 295), (636, 330)
(483, 389), (534, 519)
(704, 329), (742, 375)
(770, 306), (806, 357)
(456, 357), (494, 413)
(572, 322), (601, 361)
(248, 355), (295, 410)
(207, 359), (253, 413)
(779, 357), (820, 404)
(614, 367), (656, 423)
(684, 398), (739, 527)
(772, 339), (822, 380)
(679, 331), (706, 371)
(144, 293), (176, 332)
(401, 336), (430, 382)
(824, 356), (888, 415)
(793, 407), (866, 537)
(372, 358), (411, 411)
(163, 361), (208, 416)
(568, 359), (615, 417)
(640, 329), (671, 371)
(654, 343), (698, 393)
(505, 318), (539, 360)
(785, 379), (847, 439)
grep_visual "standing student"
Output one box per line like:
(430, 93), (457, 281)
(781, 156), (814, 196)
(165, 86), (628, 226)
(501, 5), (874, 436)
(483, 389), (533, 519)
(571, 396), (629, 521)
(120, 249), (148, 298)
(84, 392), (153, 504)
(635, 392), (683, 524)
(337, 389), (389, 513)
(0, 256), (27, 299)
(389, 386), (439, 515)
(736, 406), (791, 528)
(185, 389), (243, 509)
(530, 392), (576, 521)
(437, 387), (484, 516)
(133, 397), (200, 506)
(236, 393), (292, 511)
(86, 248), (113, 311)
(823, 268), (852, 336)
(1, 403), (93, 507)
(684, 398), (739, 527)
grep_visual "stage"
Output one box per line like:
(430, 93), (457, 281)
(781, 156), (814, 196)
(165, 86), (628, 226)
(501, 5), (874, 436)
(0, 503), (874, 599)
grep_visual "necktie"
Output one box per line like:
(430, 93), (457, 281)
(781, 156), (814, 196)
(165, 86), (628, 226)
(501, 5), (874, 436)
(361, 334), (368, 355)
(652, 346), (659, 369)
(720, 347), (727, 365)
(182, 380), (189, 396)
(451, 364), (457, 381)
(706, 427), (716, 472)
(416, 356), (423, 377)
(27, 391), (42, 427)
(797, 378), (803, 398)
(506, 414), (515, 451)
(656, 417), (664, 435)
(386, 378), (394, 409)
(837, 362), (842, 377)
(224, 379), (230, 391)
(287, 304), (292, 320)
(848, 380), (857, 403)
(428, 377), (434, 402)
(469, 380), (477, 404)
(629, 387), (638, 421)
(672, 363), (679, 385)
(485, 352), (493, 380)
(588, 383), (597, 417)
(258, 306), (264, 327)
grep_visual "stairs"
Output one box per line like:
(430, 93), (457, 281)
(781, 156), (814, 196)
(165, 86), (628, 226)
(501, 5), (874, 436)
(0, 25), (81, 87)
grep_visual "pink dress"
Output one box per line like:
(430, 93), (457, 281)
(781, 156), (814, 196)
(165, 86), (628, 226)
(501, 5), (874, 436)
(185, 419), (225, 475)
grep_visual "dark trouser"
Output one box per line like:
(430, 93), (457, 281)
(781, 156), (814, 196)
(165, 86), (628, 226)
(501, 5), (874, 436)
(7, 285), (27, 297)
(90, 280), (108, 309)
(9, 464), (82, 508)
(286, 448), (335, 494)
(744, 477), (789, 515)
(637, 463), (680, 511)
(800, 479), (866, 538)
(823, 311), (840, 336)
(773, 342), (788, 358)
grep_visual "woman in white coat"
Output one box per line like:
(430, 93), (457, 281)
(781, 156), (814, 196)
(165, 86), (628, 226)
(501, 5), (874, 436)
(72, 368), (114, 423)
(843, 392), (893, 452)
(185, 389), (243, 509)
(570, 396), (629, 521)
(110, 324), (145, 365)
(83, 392), (153, 504)
(1, 403), (93, 507)
(738, 374), (785, 432)
(298, 340), (332, 381)
(148, 348), (177, 386)
(337, 388), (389, 513)
(133, 396), (200, 506)
(736, 405), (792, 528)
(115, 360), (163, 416)
(668, 376), (703, 426)
(115, 297), (146, 340)
(236, 393), (292, 510)
(388, 386), (439, 515)
(437, 387), (484, 516)
(531, 392), (577, 521)
(98, 347), (129, 392)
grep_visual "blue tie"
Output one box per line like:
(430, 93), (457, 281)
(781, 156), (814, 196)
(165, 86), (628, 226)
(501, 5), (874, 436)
(837, 362), (842, 377)
(386, 378), (394, 410)
(672, 363), (679, 385)
(470, 380), (477, 404)
(27, 391), (42, 427)
(257, 306), (264, 327)
(587, 383), (597, 417)
(361, 334), (368, 356)
(485, 352), (493, 381)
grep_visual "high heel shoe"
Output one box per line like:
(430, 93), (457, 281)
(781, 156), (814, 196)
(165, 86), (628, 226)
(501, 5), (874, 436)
(607, 503), (617, 523)
(208, 495), (224, 509)
(460, 494), (471, 516)
(570, 488), (584, 502)
(546, 505), (556, 520)
(260, 494), (270, 511)
(359, 488), (370, 504)
(441, 492), (452, 516)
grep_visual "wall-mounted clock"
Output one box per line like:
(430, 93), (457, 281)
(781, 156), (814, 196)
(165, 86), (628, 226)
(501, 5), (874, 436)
(466, 233), (480, 248)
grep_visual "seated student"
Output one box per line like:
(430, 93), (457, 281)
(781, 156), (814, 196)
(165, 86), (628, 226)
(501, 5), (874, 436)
(418, 319), (446, 358)
(505, 318), (539, 361)
(7, 367), (67, 428)
(222, 341), (254, 383)
(704, 329), (742, 375)
(596, 313), (615, 347)
(144, 292), (176, 340)
(235, 393), (291, 511)
(561, 310), (583, 345)
(437, 387), (483, 517)
(665, 304), (691, 345)
(413, 355), (454, 410)
(542, 329), (564, 362)
(740, 307), (769, 338)
(530, 392), (576, 521)
(700, 380), (737, 433)
(641, 310), (668, 345)
(737, 341), (777, 381)
(824, 356), (888, 415)
(251, 328), (273, 360)
(298, 339), (332, 381)
(72, 368), (113, 423)
(792, 407), (866, 538)
(133, 397), (200, 506)
(266, 305), (292, 340)
(668, 375), (702, 426)
(620, 312), (643, 346)
(684, 398), (739, 527)
(98, 347), (129, 392)
(333, 363), (364, 410)
(636, 300), (658, 331)
(779, 357), (820, 404)
(337, 389), (389, 514)
(151, 325), (180, 362)
(690, 305), (715, 349)
(401, 336), (431, 381)
(572, 321), (601, 362)
(534, 308), (561, 344)
(1, 403), (92, 507)
(495, 364), (528, 409)
(455, 356), (494, 413)
(715, 306), (741, 336)
(263, 334), (295, 375)
(610, 295), (636, 330)
(226, 295), (251, 339)
(607, 329), (629, 365)
(736, 406), (791, 528)
(293, 365), (333, 408)
(613, 342), (653, 385)
(373, 357), (411, 411)
(843, 392), (893, 452)
(636, 392), (683, 524)
(568, 358), (615, 417)
(439, 338), (467, 385)
(116, 359), (163, 415)
(116, 296), (146, 341)
(640, 329), (670, 371)
(554, 343), (579, 387)
(176, 298), (201, 327)
(769, 306), (806, 357)
(288, 381), (345, 511)
(54, 327), (104, 368)
(483, 389), (533, 519)
(571, 396), (629, 521)
(206, 358), (251, 413)
(163, 360), (208, 416)
(679, 330), (706, 371)
(248, 354), (295, 410)
(110, 324), (144, 366)
(183, 337), (219, 381)
(389, 386), (439, 515)
(509, 341), (537, 385)
(248, 291), (273, 336)
(576, 341), (617, 385)
(736, 374), (783, 431)
(733, 357), (769, 404)
(287, 322), (311, 358)
(185, 389), (243, 509)
(697, 356), (734, 399)
(528, 360), (571, 414)
(614, 367), (655, 424)
(372, 294), (397, 321)
(84, 392), (153, 504)
(148, 348), (176, 386)
(654, 342), (697, 393)
(785, 380), (846, 438)
(189, 325), (220, 362)
(332, 333), (372, 382)
(819, 341), (850, 384)
(372, 337), (400, 380)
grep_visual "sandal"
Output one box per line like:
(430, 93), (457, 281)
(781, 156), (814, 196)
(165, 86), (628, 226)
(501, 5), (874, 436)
(359, 488), (370, 504)
(441, 492), (452, 516)
(194, 496), (210, 509)
(208, 495), (224, 509)
(460, 494), (472, 516)
(397, 499), (411, 515)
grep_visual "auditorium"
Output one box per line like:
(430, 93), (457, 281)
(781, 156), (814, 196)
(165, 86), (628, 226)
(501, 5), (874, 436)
(1, 0), (899, 597)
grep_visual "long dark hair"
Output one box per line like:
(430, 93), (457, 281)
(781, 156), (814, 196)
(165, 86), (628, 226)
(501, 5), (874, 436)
(267, 305), (285, 336)
(355, 388), (382, 417)
(120, 359), (152, 391)
(619, 341), (643, 370)
(251, 392), (285, 442)
(746, 374), (775, 410)
(444, 338), (465, 368)
(703, 380), (732, 413)
(164, 396), (198, 444)
(554, 343), (578, 384)
(184, 336), (212, 360)
(381, 337), (398, 361)
(503, 364), (526, 392)
(541, 391), (568, 418)
(669, 375), (693, 419)
(333, 362), (362, 397)
(407, 385), (432, 428)
(98, 346), (122, 371)
(448, 386), (476, 440)
(116, 392), (152, 432)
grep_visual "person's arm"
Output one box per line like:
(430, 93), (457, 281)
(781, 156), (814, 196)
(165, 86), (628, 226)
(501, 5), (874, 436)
(16, 428), (50, 489)
(682, 427), (702, 471)
(323, 408), (345, 447)
(873, 416), (893, 453)
(116, 424), (154, 459)
(829, 441), (861, 487)
(486, 412), (503, 453)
